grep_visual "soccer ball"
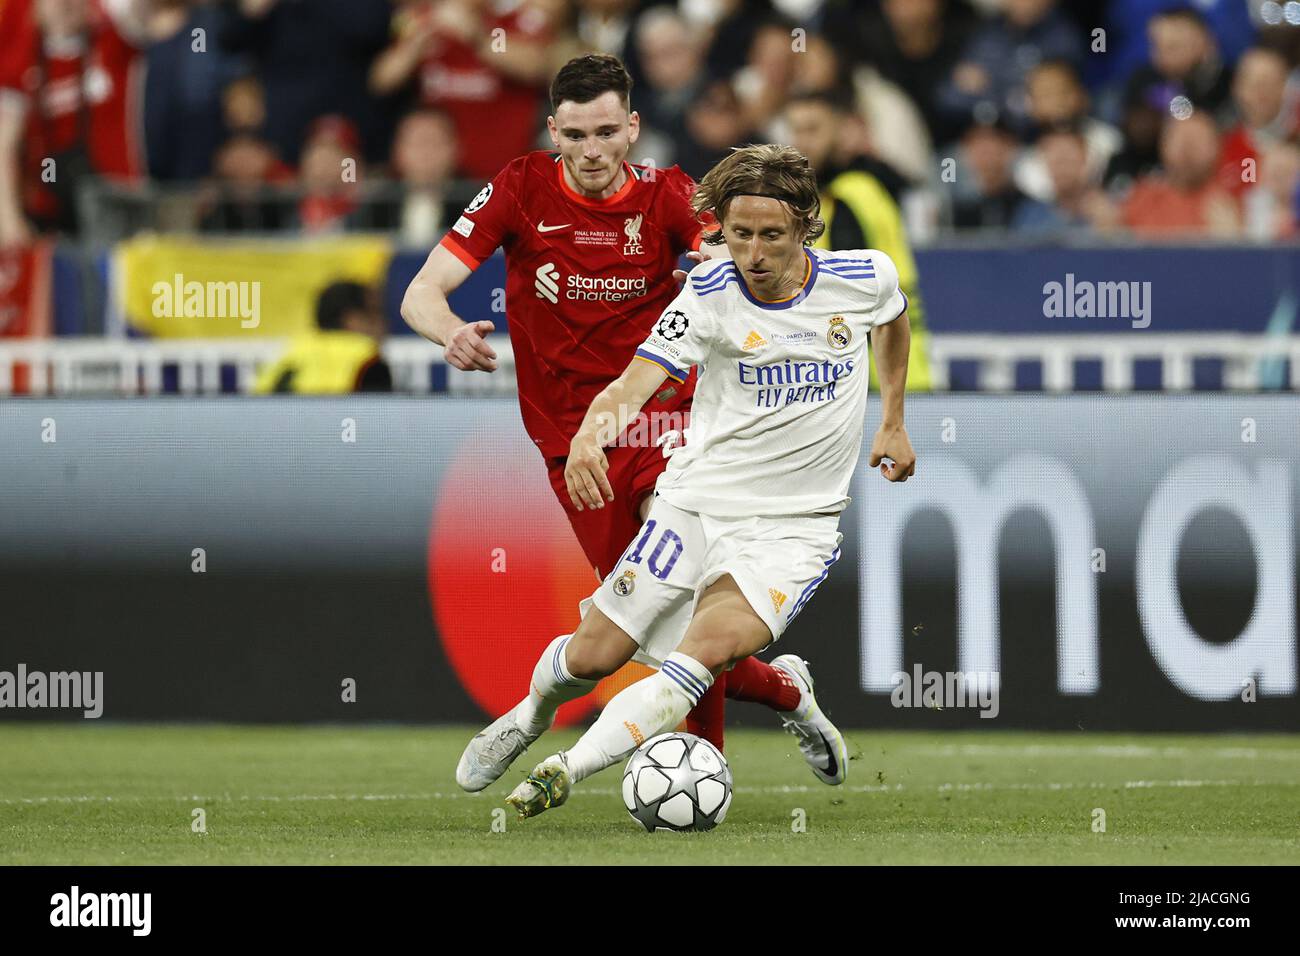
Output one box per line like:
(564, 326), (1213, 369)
(621, 732), (733, 832)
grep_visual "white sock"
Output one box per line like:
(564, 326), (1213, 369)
(563, 652), (714, 782)
(515, 634), (596, 735)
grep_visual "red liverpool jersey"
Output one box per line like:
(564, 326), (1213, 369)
(402, 2), (550, 181)
(0, 1), (144, 224)
(438, 151), (704, 457)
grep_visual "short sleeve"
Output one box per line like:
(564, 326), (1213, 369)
(437, 159), (524, 268)
(865, 250), (908, 328)
(634, 282), (715, 383)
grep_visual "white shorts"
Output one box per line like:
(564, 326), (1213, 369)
(581, 496), (843, 667)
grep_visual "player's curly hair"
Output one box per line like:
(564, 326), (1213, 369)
(692, 144), (825, 246)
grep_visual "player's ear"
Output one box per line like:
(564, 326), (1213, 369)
(627, 110), (640, 146)
(546, 115), (559, 147)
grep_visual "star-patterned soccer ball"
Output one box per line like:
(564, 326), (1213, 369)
(622, 732), (733, 832)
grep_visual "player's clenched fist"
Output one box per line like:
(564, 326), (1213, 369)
(565, 433), (614, 511)
(869, 423), (917, 482)
(444, 320), (498, 372)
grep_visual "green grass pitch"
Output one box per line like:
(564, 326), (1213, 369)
(1, 724), (1296, 865)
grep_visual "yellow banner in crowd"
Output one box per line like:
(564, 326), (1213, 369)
(115, 236), (392, 338)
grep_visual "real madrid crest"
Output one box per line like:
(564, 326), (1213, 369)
(827, 315), (852, 349)
(613, 569), (637, 596)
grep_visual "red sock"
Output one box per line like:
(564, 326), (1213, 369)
(726, 657), (801, 712)
(684, 671), (726, 752)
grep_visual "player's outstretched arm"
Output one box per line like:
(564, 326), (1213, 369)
(564, 357), (668, 511)
(400, 245), (498, 372)
(869, 313), (917, 482)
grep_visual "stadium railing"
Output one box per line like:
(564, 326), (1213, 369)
(928, 333), (1300, 391)
(0, 337), (517, 396)
(4, 333), (1299, 396)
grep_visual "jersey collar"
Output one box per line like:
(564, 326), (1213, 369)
(555, 157), (638, 207)
(737, 248), (818, 311)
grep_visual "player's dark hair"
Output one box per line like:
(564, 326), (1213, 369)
(316, 281), (371, 331)
(692, 144), (825, 246)
(550, 54), (633, 112)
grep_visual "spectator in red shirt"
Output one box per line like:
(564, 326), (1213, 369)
(1218, 47), (1296, 201)
(368, 0), (557, 182)
(1123, 112), (1241, 238)
(0, 0), (148, 243)
(294, 114), (363, 234)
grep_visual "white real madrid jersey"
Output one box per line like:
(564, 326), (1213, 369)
(634, 247), (907, 518)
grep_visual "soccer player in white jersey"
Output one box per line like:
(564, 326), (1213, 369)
(497, 143), (917, 818)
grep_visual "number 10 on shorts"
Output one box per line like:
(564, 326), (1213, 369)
(618, 519), (684, 582)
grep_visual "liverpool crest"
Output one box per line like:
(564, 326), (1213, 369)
(622, 214), (644, 256)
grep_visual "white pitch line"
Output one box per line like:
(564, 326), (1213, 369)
(2, 778), (1296, 807)
(906, 744), (1300, 760)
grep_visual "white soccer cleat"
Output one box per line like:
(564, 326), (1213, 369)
(504, 753), (572, 819)
(455, 704), (551, 792)
(771, 655), (849, 786)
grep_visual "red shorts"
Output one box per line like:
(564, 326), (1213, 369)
(546, 441), (671, 579)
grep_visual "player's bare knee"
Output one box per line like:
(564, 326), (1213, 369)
(565, 648), (613, 681)
(565, 611), (636, 680)
(679, 630), (742, 675)
(682, 613), (770, 675)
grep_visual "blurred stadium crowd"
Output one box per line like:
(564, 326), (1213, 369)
(2, 0), (1300, 248)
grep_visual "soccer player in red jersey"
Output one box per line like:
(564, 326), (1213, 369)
(403, 55), (839, 790)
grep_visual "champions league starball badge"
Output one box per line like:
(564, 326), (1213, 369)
(656, 310), (689, 341)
